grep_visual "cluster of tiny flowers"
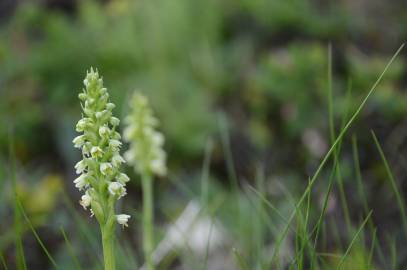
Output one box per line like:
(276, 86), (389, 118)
(73, 68), (130, 227)
(123, 92), (167, 177)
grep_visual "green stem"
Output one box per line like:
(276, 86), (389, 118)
(101, 223), (116, 270)
(142, 174), (154, 270)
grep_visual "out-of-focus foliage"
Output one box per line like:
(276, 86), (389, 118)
(1, 0), (406, 167)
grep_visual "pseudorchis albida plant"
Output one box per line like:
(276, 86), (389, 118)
(72, 69), (167, 270)
(73, 68), (130, 270)
(123, 92), (167, 270)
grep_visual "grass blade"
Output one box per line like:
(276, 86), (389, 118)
(371, 130), (407, 235)
(60, 226), (82, 270)
(9, 129), (27, 270)
(265, 44), (404, 268)
(232, 248), (250, 270)
(0, 251), (8, 270)
(17, 200), (59, 269)
(335, 211), (373, 270)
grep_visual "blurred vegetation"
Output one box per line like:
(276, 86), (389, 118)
(1, 0), (407, 269)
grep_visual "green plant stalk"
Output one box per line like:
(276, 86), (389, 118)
(142, 174), (154, 270)
(101, 223), (116, 270)
(100, 196), (116, 270)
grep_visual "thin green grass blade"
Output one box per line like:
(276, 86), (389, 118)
(265, 44), (404, 268)
(232, 248), (250, 270)
(202, 218), (214, 270)
(243, 185), (279, 237)
(60, 226), (82, 270)
(218, 113), (239, 190)
(367, 228), (376, 270)
(252, 167), (266, 268)
(0, 251), (8, 270)
(387, 235), (397, 270)
(326, 44), (352, 234)
(335, 211), (373, 270)
(9, 129), (27, 270)
(201, 138), (213, 210)
(352, 136), (369, 215)
(330, 215), (344, 253)
(247, 186), (291, 230)
(199, 138), (215, 270)
(218, 114), (243, 238)
(286, 178), (319, 270)
(352, 135), (377, 241)
(17, 200), (59, 269)
(371, 130), (407, 234)
(312, 167), (335, 247)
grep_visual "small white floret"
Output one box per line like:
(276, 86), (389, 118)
(109, 139), (122, 150)
(80, 192), (92, 209)
(116, 214), (131, 227)
(99, 126), (110, 137)
(73, 135), (86, 148)
(108, 182), (126, 198)
(91, 146), (104, 159)
(74, 160), (87, 174)
(112, 154), (125, 167)
(116, 173), (130, 184)
(100, 162), (113, 176)
(73, 174), (87, 190)
(110, 117), (120, 126)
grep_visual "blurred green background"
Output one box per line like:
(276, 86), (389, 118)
(1, 0), (407, 269)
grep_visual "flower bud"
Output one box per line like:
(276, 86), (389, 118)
(78, 92), (87, 100)
(110, 117), (120, 126)
(116, 173), (130, 184)
(106, 103), (115, 110)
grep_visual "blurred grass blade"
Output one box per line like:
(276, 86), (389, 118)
(367, 228), (377, 269)
(335, 211), (372, 270)
(9, 129), (27, 270)
(0, 251), (8, 270)
(218, 113), (238, 190)
(17, 200), (59, 269)
(371, 130), (407, 234)
(201, 138), (214, 210)
(266, 43), (404, 268)
(352, 135), (369, 215)
(232, 248), (250, 270)
(60, 226), (82, 270)
(327, 44), (352, 234)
